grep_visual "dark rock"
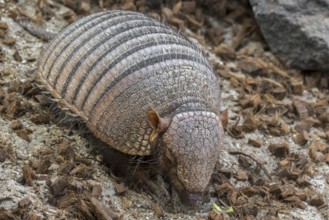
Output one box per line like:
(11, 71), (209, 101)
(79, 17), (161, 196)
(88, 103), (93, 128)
(249, 0), (329, 71)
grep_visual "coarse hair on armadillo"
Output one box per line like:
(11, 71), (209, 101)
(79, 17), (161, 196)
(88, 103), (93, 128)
(36, 10), (221, 156)
(32, 81), (91, 136)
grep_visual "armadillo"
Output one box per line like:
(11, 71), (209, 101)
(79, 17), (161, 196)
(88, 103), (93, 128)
(37, 10), (224, 207)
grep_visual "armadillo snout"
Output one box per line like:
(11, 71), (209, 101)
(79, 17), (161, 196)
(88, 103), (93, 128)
(180, 191), (205, 208)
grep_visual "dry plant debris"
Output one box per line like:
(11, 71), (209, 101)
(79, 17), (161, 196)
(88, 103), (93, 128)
(0, 0), (328, 219)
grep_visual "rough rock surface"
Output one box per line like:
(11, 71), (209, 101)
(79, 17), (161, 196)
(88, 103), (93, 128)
(249, 0), (329, 71)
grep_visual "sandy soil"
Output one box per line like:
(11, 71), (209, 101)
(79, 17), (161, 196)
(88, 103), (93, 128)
(0, 0), (328, 219)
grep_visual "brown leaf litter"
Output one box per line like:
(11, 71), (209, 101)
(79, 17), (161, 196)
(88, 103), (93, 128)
(1, 0), (328, 219)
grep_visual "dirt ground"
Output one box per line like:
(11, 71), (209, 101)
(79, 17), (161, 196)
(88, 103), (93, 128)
(0, 0), (328, 219)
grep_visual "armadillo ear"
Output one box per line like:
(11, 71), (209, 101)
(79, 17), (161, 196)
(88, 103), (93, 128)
(147, 108), (160, 130)
(147, 108), (169, 132)
(147, 109), (169, 145)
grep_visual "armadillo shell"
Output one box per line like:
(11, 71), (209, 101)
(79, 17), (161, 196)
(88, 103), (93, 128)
(37, 10), (221, 156)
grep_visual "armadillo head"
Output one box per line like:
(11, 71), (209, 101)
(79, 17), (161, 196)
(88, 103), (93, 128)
(147, 109), (223, 207)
